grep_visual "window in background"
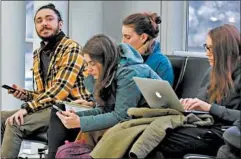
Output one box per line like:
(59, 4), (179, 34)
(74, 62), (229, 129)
(25, 1), (34, 90)
(188, 1), (240, 52)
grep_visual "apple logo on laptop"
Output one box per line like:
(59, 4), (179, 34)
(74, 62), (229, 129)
(155, 91), (162, 98)
(155, 91), (168, 108)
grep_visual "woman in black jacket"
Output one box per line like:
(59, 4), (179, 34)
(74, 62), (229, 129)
(158, 24), (241, 158)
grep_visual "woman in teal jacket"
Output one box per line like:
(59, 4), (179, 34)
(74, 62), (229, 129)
(47, 34), (161, 158)
(122, 12), (174, 86)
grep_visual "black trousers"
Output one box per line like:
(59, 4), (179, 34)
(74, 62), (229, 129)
(156, 126), (224, 158)
(47, 104), (80, 159)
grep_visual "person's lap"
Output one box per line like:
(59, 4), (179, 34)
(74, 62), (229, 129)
(1, 110), (19, 120)
(47, 103), (107, 158)
(156, 126), (224, 158)
(1, 109), (19, 143)
(47, 103), (81, 158)
(1, 108), (51, 158)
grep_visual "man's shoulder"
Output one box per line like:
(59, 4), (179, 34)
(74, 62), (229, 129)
(59, 36), (80, 48)
(56, 37), (82, 56)
(33, 37), (81, 57)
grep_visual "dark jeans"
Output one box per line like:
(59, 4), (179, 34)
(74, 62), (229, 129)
(156, 126), (224, 158)
(47, 104), (80, 159)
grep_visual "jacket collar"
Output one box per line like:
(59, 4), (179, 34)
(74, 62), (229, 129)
(40, 31), (65, 51)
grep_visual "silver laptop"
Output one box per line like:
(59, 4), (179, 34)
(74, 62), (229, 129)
(133, 77), (208, 114)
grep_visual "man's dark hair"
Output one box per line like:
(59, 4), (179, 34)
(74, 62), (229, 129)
(34, 3), (62, 22)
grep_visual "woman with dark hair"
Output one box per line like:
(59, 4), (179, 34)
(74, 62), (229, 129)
(122, 12), (174, 86)
(47, 34), (161, 158)
(157, 24), (241, 158)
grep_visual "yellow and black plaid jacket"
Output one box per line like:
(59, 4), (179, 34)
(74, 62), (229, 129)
(24, 36), (91, 110)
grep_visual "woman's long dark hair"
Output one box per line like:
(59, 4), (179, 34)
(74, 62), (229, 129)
(82, 34), (120, 105)
(208, 24), (240, 103)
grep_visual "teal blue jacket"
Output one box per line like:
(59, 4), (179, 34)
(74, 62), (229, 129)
(145, 41), (174, 86)
(77, 43), (161, 132)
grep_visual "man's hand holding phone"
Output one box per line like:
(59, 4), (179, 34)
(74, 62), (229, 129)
(2, 84), (27, 100)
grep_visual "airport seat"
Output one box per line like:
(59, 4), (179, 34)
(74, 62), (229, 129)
(175, 56), (210, 98)
(26, 131), (48, 143)
(19, 132), (48, 158)
(183, 153), (215, 159)
(166, 55), (186, 95)
(167, 55), (210, 98)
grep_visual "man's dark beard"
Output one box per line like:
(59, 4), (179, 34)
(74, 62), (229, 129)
(37, 26), (60, 42)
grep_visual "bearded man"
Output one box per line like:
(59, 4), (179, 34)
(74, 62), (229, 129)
(1, 3), (91, 158)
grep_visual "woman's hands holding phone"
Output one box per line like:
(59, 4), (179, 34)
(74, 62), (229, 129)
(56, 110), (81, 129)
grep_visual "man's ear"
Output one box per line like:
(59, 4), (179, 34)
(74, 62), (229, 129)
(59, 21), (63, 30)
(140, 33), (149, 44)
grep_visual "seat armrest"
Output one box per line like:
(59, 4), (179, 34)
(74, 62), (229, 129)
(183, 154), (215, 159)
(223, 126), (240, 149)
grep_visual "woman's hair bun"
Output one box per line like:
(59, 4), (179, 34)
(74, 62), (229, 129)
(150, 13), (161, 24)
(155, 16), (161, 24)
(46, 3), (56, 9)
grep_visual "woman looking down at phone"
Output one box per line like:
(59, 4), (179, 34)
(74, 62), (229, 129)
(47, 34), (161, 158)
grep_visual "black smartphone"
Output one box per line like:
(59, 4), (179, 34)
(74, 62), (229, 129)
(53, 105), (64, 113)
(2, 84), (18, 93)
